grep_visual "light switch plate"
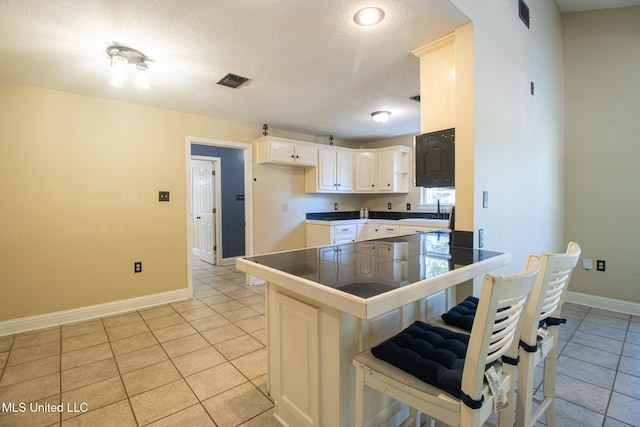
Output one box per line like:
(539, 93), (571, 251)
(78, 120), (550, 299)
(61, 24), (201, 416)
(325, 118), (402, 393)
(583, 258), (592, 270)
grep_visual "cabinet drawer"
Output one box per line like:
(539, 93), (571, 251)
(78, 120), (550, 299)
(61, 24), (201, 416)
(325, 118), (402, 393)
(379, 225), (399, 237)
(333, 224), (356, 236)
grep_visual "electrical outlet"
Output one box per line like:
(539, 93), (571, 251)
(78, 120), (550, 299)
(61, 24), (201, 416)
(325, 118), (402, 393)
(334, 202), (338, 210)
(478, 229), (484, 248)
(134, 262), (142, 273)
(596, 260), (606, 272)
(159, 191), (170, 202)
(387, 202), (392, 210)
(406, 203), (411, 211)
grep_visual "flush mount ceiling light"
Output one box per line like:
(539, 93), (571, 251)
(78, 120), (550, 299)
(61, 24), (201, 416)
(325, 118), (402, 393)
(106, 46), (149, 89)
(354, 7), (385, 26)
(371, 111), (391, 123)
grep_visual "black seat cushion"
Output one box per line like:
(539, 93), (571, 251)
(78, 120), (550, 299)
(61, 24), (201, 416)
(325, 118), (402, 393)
(371, 320), (471, 399)
(441, 296), (479, 332)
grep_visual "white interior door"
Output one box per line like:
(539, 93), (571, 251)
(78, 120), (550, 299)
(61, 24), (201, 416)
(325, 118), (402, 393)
(192, 159), (217, 264)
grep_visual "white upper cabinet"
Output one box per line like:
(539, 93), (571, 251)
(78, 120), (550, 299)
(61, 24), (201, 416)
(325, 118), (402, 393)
(376, 147), (411, 193)
(256, 136), (317, 166)
(376, 150), (394, 192)
(254, 136), (410, 194)
(354, 152), (376, 192)
(314, 148), (353, 193)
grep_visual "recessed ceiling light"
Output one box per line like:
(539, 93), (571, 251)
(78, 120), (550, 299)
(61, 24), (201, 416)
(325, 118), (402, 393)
(354, 7), (385, 26)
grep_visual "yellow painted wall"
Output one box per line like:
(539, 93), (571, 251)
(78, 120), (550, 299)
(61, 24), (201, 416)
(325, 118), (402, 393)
(0, 83), (256, 321)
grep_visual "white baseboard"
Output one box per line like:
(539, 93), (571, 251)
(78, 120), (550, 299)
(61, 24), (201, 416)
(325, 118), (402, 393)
(565, 291), (640, 316)
(0, 289), (191, 337)
(222, 256), (241, 266)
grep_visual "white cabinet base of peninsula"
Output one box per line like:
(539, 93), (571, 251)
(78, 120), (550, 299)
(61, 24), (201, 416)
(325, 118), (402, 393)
(270, 292), (320, 427)
(267, 284), (437, 426)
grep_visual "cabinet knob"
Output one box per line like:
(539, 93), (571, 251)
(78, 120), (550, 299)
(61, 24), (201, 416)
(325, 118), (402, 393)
(371, 184), (374, 187)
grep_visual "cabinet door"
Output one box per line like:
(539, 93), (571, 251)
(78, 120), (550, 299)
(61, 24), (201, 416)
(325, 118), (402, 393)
(294, 145), (318, 166)
(318, 149), (338, 192)
(270, 141), (296, 164)
(271, 292), (320, 427)
(336, 150), (353, 192)
(354, 152), (376, 192)
(366, 224), (379, 240)
(377, 150), (394, 192)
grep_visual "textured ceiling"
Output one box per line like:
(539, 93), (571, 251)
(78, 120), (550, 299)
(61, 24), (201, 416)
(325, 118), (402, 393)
(1, 1), (636, 142)
(554, 0), (640, 12)
(0, 0), (469, 143)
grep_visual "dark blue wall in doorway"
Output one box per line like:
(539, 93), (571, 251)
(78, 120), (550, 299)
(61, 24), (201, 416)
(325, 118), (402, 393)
(191, 144), (245, 258)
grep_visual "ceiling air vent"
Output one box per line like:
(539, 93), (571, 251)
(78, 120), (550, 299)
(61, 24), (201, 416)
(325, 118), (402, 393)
(519, 0), (530, 28)
(217, 73), (249, 89)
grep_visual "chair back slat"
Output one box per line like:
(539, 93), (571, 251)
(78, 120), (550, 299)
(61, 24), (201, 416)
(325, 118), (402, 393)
(461, 255), (540, 402)
(522, 242), (581, 347)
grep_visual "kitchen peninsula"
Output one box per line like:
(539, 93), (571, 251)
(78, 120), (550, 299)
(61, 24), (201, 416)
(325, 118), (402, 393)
(236, 233), (510, 427)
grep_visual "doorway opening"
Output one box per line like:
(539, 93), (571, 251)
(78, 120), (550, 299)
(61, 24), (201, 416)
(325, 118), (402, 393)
(186, 136), (254, 292)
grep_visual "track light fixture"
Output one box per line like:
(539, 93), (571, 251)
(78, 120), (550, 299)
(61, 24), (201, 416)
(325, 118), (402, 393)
(106, 46), (149, 89)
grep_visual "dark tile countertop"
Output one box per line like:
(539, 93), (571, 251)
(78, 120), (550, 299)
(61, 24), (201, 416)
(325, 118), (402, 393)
(306, 211), (450, 221)
(244, 232), (500, 299)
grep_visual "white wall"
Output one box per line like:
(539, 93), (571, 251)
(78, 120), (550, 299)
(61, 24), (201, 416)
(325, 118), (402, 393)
(563, 7), (640, 303)
(449, 0), (566, 273)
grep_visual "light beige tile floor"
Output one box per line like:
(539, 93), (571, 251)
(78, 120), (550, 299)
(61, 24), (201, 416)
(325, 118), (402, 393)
(0, 260), (639, 426)
(0, 261), (277, 427)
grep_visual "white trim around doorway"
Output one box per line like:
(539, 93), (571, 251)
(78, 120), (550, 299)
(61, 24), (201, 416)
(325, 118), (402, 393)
(185, 136), (255, 290)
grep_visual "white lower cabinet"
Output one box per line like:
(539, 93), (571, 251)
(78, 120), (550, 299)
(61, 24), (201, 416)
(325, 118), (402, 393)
(270, 292), (320, 427)
(365, 224), (379, 240)
(306, 222), (359, 247)
(356, 224), (367, 241)
(332, 224), (356, 244)
(378, 224), (400, 237)
(267, 284), (417, 427)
